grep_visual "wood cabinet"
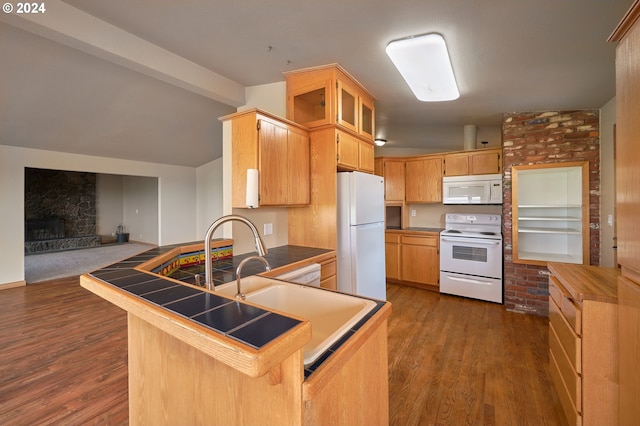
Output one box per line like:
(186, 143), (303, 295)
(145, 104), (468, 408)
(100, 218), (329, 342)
(221, 109), (310, 208)
(82, 269), (391, 426)
(400, 234), (439, 289)
(443, 148), (502, 176)
(512, 161), (589, 265)
(547, 263), (618, 426)
(336, 129), (374, 172)
(319, 255), (337, 290)
(375, 158), (405, 202)
(384, 232), (401, 280)
(385, 230), (439, 291)
(405, 156), (443, 204)
(288, 126), (376, 250)
(610, 4), (640, 423)
(284, 63), (375, 141)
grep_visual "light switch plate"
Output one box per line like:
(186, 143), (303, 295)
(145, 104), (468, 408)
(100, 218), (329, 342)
(264, 223), (273, 235)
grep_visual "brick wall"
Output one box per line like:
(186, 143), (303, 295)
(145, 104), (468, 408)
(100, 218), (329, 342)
(502, 111), (600, 316)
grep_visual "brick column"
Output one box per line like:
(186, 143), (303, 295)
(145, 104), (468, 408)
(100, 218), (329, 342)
(502, 111), (600, 316)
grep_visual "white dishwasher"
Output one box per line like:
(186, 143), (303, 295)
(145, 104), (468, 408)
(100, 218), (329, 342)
(275, 263), (321, 287)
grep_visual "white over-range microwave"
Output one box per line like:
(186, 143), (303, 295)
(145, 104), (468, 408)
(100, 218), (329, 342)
(442, 174), (503, 204)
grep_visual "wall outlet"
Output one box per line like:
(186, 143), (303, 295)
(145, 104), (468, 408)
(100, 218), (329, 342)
(411, 209), (416, 217)
(263, 223), (273, 235)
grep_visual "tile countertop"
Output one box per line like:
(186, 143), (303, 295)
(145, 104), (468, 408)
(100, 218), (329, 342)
(84, 242), (385, 378)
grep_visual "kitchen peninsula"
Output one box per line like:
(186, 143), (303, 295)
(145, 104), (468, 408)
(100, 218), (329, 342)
(81, 240), (391, 425)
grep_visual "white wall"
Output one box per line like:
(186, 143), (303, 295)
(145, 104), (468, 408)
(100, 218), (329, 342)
(96, 174), (124, 236)
(218, 82), (291, 254)
(196, 157), (224, 239)
(123, 175), (159, 244)
(0, 145), (198, 287)
(374, 125), (502, 157)
(600, 97), (617, 268)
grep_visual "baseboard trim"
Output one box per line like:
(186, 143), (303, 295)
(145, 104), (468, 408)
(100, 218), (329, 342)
(0, 280), (27, 290)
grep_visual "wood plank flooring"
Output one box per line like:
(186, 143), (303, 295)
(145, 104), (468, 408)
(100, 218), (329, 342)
(0, 278), (566, 425)
(386, 284), (566, 426)
(0, 277), (129, 425)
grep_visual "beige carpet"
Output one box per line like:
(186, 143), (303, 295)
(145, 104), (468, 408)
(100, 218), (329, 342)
(24, 243), (153, 284)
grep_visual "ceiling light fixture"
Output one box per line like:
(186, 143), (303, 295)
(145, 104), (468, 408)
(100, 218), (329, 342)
(374, 139), (387, 147)
(385, 33), (459, 102)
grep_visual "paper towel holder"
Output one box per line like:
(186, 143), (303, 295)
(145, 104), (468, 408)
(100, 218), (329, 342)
(246, 169), (259, 208)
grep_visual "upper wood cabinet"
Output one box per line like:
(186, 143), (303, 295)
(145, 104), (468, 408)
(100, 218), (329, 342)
(220, 109), (310, 208)
(336, 129), (374, 173)
(284, 64), (376, 141)
(405, 156), (443, 203)
(443, 148), (502, 176)
(375, 158), (405, 202)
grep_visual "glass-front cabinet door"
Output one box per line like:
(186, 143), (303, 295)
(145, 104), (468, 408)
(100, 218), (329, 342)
(336, 79), (358, 134)
(288, 80), (332, 128)
(359, 95), (375, 140)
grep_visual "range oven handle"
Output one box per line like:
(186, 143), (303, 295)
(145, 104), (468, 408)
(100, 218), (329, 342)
(444, 275), (494, 286)
(440, 237), (501, 245)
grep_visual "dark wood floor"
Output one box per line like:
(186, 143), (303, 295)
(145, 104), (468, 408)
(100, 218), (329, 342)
(0, 278), (566, 425)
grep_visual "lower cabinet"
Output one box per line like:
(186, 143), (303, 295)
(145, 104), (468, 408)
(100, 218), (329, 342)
(385, 230), (439, 291)
(547, 262), (618, 426)
(385, 233), (401, 281)
(319, 256), (337, 290)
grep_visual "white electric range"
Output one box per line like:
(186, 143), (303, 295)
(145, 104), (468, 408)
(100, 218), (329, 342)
(439, 213), (503, 303)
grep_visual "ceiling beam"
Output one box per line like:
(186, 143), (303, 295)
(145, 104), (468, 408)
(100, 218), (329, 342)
(0, 0), (245, 107)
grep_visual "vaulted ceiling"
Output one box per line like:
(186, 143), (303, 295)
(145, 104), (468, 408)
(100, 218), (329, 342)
(0, 0), (633, 167)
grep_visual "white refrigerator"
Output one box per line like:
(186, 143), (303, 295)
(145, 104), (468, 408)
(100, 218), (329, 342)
(337, 171), (386, 300)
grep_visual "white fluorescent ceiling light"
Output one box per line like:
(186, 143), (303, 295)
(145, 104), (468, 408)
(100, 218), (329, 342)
(386, 33), (459, 102)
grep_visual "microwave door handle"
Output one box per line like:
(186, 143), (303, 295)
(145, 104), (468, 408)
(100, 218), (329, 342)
(441, 237), (501, 245)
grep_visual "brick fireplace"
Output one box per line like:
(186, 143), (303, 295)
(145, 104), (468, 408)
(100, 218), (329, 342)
(24, 168), (101, 254)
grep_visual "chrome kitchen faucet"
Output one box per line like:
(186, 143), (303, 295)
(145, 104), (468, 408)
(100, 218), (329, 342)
(203, 214), (268, 291)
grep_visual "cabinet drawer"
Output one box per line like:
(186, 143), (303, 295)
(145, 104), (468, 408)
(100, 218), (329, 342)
(385, 233), (401, 244)
(550, 322), (582, 412)
(320, 259), (336, 281)
(549, 275), (582, 335)
(401, 235), (438, 247)
(549, 298), (581, 374)
(550, 349), (583, 426)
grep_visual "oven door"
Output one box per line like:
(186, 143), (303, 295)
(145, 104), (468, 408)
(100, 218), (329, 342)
(439, 235), (503, 279)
